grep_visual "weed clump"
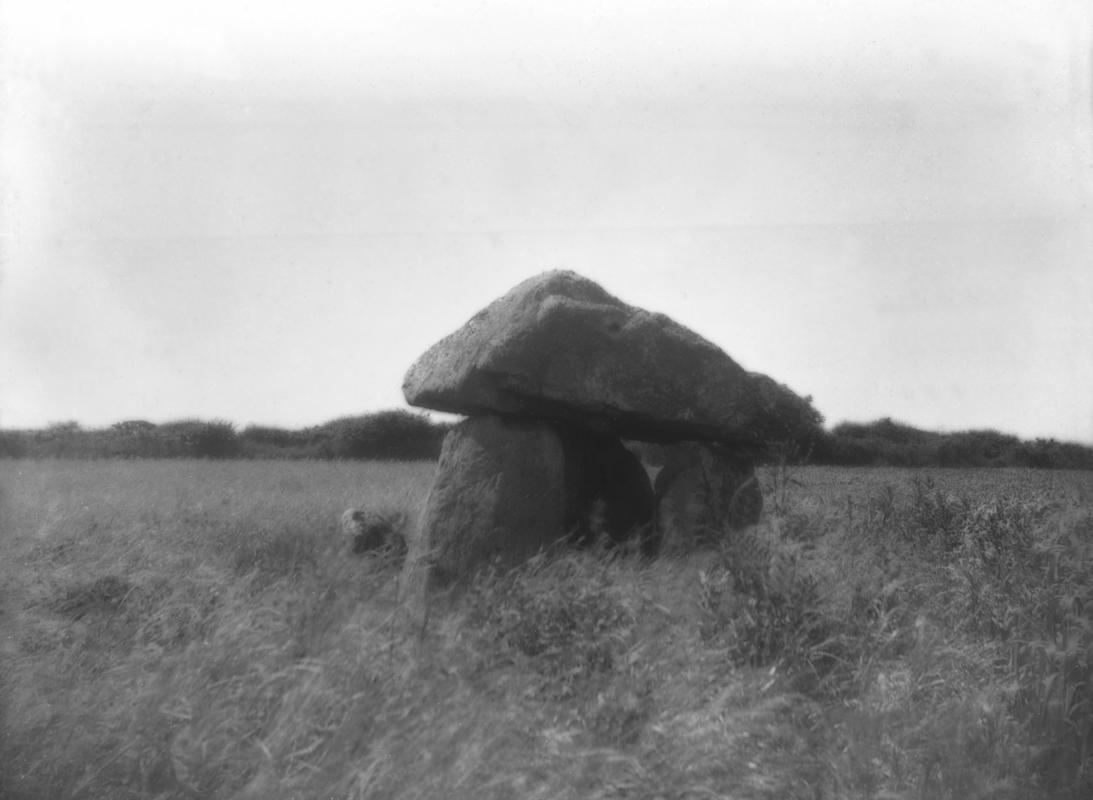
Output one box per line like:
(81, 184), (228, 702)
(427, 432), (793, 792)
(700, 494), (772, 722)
(697, 528), (829, 675)
(468, 553), (637, 699)
(50, 574), (135, 618)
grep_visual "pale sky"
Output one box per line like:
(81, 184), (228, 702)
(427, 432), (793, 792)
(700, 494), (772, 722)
(2, 0), (1092, 442)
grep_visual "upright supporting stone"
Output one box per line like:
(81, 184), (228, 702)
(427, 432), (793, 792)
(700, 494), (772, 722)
(654, 442), (763, 553)
(399, 415), (569, 622)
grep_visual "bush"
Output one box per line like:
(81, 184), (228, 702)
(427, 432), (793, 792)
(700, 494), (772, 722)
(0, 430), (28, 457)
(156, 419), (241, 459)
(1016, 439), (1093, 470)
(937, 430), (1022, 467)
(320, 410), (446, 460)
(1, 410), (453, 461)
(749, 373), (826, 464)
(240, 425), (304, 449)
(818, 420), (1093, 470)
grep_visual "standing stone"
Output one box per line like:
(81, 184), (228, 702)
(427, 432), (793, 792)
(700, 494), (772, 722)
(654, 442), (763, 553)
(399, 417), (667, 625)
(399, 415), (570, 618)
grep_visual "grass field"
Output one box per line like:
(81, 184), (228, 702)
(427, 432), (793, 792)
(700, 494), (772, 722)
(2, 459), (1091, 799)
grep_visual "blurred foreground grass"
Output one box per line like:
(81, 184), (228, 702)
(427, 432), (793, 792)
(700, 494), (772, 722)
(1, 460), (1091, 799)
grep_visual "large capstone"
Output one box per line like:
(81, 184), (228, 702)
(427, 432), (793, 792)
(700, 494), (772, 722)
(403, 270), (765, 445)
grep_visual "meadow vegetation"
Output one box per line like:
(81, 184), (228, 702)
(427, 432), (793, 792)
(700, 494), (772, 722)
(3, 408), (1091, 470)
(1, 460), (1091, 798)
(0, 411), (448, 462)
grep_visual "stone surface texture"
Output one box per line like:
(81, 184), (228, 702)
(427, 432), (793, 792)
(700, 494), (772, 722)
(654, 441), (763, 552)
(400, 415), (571, 600)
(403, 270), (764, 444)
(396, 270), (774, 609)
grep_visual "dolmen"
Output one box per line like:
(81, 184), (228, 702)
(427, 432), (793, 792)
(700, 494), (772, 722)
(399, 270), (776, 611)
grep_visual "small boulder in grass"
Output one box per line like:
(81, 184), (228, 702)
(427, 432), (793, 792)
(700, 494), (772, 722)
(340, 508), (409, 558)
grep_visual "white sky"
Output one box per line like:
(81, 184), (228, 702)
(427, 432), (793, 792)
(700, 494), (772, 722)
(2, 0), (1092, 442)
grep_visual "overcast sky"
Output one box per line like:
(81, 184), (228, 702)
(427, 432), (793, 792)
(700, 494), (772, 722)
(2, 0), (1091, 442)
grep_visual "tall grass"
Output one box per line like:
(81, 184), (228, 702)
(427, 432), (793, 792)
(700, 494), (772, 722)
(1, 461), (1090, 798)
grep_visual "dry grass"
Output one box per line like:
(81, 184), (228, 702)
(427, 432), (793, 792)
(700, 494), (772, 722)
(1, 460), (1091, 799)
